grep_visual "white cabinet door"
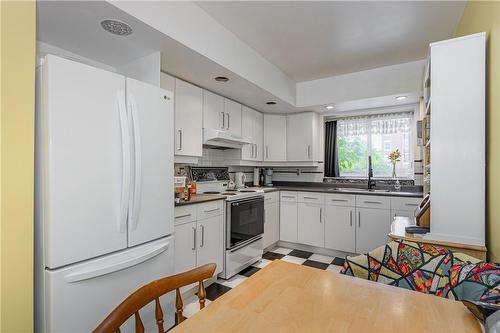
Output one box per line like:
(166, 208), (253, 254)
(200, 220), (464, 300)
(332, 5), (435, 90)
(263, 202), (279, 249)
(42, 55), (127, 268)
(241, 106), (254, 160)
(223, 98), (242, 137)
(203, 90), (224, 130)
(279, 201), (297, 242)
(324, 206), (355, 253)
(355, 208), (391, 254)
(126, 78), (174, 246)
(174, 79), (202, 157)
(174, 222), (197, 274)
(287, 113), (312, 161)
(253, 110), (264, 161)
(197, 215), (224, 275)
(264, 114), (287, 161)
(297, 203), (324, 247)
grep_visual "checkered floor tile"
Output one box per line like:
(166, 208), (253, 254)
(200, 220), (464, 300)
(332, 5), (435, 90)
(183, 246), (346, 319)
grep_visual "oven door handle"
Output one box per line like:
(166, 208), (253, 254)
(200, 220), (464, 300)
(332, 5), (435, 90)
(229, 235), (263, 253)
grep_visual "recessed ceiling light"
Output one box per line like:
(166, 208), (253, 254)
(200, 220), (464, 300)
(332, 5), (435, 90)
(266, 101), (276, 105)
(325, 105), (334, 110)
(214, 76), (229, 82)
(395, 95), (408, 101)
(100, 19), (133, 36)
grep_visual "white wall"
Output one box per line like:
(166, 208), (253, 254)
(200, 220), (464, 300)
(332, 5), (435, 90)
(296, 60), (426, 107)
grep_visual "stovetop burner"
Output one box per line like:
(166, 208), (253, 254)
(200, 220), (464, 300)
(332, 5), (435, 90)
(238, 189), (256, 193)
(203, 191), (221, 194)
(222, 192), (237, 196)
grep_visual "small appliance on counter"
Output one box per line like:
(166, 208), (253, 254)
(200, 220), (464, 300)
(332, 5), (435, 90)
(264, 168), (273, 187)
(235, 172), (247, 189)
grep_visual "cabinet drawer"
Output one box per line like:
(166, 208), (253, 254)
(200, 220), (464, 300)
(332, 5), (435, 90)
(280, 191), (298, 202)
(355, 195), (390, 209)
(197, 200), (224, 220)
(264, 191), (279, 205)
(324, 193), (355, 207)
(174, 205), (197, 225)
(391, 197), (422, 211)
(298, 192), (324, 204)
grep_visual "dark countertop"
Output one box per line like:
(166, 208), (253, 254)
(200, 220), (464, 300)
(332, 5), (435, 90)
(174, 194), (226, 207)
(273, 186), (423, 198)
(246, 184), (422, 198)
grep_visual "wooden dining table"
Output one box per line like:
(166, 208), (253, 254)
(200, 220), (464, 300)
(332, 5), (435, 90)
(171, 260), (481, 333)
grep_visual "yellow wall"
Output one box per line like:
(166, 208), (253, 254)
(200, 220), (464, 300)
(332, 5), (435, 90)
(0, 1), (36, 331)
(456, 1), (500, 262)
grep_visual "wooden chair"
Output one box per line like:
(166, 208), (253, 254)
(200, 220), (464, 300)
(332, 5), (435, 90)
(92, 263), (216, 333)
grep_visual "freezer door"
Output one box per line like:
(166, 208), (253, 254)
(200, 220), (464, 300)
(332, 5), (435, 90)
(126, 78), (174, 246)
(40, 55), (128, 268)
(42, 236), (175, 333)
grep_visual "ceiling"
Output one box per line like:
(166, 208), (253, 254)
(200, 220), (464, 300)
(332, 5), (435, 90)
(196, 1), (466, 82)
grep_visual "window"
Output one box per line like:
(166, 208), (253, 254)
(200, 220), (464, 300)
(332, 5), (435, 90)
(336, 112), (413, 178)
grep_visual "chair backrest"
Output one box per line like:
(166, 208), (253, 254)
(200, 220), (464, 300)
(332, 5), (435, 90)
(92, 263), (216, 333)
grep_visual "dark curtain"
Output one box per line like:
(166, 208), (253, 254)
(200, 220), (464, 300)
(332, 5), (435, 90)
(324, 121), (339, 177)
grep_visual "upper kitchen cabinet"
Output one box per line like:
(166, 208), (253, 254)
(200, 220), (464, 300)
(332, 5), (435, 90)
(173, 79), (203, 157)
(241, 106), (263, 161)
(287, 112), (323, 162)
(263, 114), (287, 162)
(223, 98), (242, 137)
(203, 90), (225, 130)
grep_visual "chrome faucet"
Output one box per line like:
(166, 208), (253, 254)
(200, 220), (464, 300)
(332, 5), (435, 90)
(368, 155), (376, 189)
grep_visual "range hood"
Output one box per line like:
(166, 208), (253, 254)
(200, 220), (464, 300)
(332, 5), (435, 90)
(203, 128), (252, 149)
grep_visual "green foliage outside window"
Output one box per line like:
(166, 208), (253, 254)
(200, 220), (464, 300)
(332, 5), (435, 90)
(338, 137), (391, 176)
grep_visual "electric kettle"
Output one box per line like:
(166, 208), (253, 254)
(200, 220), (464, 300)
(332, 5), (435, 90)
(235, 172), (246, 189)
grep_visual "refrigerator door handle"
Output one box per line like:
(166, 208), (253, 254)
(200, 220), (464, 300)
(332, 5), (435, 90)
(117, 91), (130, 234)
(63, 241), (170, 283)
(128, 94), (142, 232)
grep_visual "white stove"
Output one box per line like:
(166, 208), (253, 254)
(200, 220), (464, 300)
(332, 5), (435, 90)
(190, 167), (264, 279)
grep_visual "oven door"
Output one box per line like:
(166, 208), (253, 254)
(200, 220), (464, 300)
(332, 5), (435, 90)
(226, 197), (264, 249)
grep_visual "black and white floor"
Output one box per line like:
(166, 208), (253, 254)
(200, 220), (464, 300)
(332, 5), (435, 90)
(182, 246), (346, 318)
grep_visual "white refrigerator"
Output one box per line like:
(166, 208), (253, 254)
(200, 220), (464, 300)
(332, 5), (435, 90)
(35, 55), (175, 332)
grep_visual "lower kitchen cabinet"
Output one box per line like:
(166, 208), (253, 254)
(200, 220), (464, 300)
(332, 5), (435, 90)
(263, 192), (279, 249)
(324, 205), (355, 253)
(279, 193), (298, 243)
(297, 202), (324, 247)
(174, 221), (197, 274)
(174, 201), (224, 276)
(355, 207), (391, 254)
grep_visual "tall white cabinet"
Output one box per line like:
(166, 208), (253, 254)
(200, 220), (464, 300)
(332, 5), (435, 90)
(241, 106), (263, 161)
(287, 112), (323, 162)
(263, 114), (287, 162)
(428, 32), (485, 246)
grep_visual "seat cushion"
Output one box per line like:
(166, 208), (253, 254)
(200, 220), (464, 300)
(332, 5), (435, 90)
(341, 240), (481, 295)
(441, 262), (500, 303)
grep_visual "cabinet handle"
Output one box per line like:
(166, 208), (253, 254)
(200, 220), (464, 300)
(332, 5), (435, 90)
(266, 146), (269, 159)
(405, 203), (419, 207)
(221, 112), (225, 129)
(319, 207), (323, 223)
(364, 201), (382, 205)
(203, 207), (220, 213)
(307, 145), (311, 159)
(349, 210), (353, 226)
(304, 196), (318, 200)
(226, 113), (230, 130)
(192, 226), (196, 250)
(177, 129), (182, 151)
(254, 144), (258, 158)
(200, 225), (205, 248)
(330, 199), (348, 202)
(175, 213), (191, 219)
(282, 195), (295, 199)
(358, 211), (361, 228)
